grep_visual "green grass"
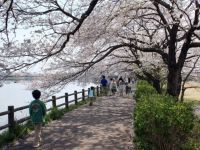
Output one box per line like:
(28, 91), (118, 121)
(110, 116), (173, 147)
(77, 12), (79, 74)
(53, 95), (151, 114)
(183, 118), (200, 149)
(184, 99), (200, 105)
(0, 121), (34, 148)
(180, 99), (200, 149)
(44, 98), (91, 122)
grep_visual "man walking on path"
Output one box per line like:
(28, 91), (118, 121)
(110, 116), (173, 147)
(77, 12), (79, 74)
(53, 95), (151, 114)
(100, 75), (108, 96)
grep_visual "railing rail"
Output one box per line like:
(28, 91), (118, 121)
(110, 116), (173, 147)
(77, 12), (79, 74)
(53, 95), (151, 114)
(0, 111), (9, 117)
(0, 86), (100, 131)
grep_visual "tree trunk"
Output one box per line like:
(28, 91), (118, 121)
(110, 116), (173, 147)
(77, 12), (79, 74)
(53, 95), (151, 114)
(152, 79), (161, 94)
(167, 67), (182, 99)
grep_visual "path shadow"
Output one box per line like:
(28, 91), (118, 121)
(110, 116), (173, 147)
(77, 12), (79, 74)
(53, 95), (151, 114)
(5, 96), (134, 150)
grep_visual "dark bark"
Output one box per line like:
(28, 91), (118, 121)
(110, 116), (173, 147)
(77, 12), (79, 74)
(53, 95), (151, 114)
(165, 19), (182, 98)
(167, 67), (182, 98)
(143, 71), (162, 94)
(152, 79), (162, 94)
(167, 28), (194, 99)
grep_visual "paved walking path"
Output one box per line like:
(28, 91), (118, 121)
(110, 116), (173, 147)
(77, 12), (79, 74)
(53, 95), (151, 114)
(5, 96), (134, 150)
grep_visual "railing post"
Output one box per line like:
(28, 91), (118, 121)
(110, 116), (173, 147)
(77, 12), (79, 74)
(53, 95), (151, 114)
(65, 93), (69, 109)
(8, 106), (15, 131)
(82, 89), (85, 101)
(88, 88), (90, 98)
(52, 96), (57, 108)
(74, 91), (78, 105)
(96, 86), (99, 97)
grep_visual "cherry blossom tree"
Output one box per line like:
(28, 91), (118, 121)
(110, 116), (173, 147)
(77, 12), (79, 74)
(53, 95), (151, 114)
(68, 0), (200, 98)
(0, 0), (100, 88)
(0, 0), (99, 70)
(0, 0), (200, 99)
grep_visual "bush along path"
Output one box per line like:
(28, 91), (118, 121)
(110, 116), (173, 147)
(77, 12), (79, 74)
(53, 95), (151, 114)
(134, 80), (199, 149)
(4, 96), (134, 150)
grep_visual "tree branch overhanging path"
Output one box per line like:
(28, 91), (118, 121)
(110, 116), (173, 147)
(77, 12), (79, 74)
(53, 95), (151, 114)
(0, 0), (200, 99)
(1, 0), (99, 70)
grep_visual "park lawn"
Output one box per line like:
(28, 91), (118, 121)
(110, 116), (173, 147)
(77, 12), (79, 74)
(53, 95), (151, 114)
(184, 81), (200, 101)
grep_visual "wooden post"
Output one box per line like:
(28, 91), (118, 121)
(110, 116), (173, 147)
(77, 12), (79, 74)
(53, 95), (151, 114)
(8, 106), (15, 130)
(52, 96), (56, 108)
(96, 86), (99, 97)
(65, 93), (69, 109)
(88, 88), (90, 98)
(74, 91), (78, 105)
(82, 89), (85, 101)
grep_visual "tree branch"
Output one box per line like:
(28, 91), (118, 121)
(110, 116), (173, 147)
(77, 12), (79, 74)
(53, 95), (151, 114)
(7, 0), (100, 71)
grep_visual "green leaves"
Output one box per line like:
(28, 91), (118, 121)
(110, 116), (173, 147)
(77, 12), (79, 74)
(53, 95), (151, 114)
(134, 80), (195, 149)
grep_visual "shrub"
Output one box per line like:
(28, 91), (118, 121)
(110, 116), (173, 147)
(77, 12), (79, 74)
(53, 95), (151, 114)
(134, 80), (157, 101)
(183, 118), (200, 149)
(0, 121), (34, 148)
(48, 108), (65, 120)
(0, 131), (15, 147)
(134, 81), (195, 149)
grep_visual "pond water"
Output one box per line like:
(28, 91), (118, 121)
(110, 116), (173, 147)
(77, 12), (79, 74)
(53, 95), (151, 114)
(0, 81), (96, 128)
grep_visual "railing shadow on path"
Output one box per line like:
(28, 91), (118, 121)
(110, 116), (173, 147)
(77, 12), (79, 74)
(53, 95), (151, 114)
(4, 95), (134, 150)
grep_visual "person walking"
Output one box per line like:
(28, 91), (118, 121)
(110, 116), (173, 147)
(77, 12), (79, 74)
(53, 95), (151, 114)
(108, 78), (113, 96)
(110, 78), (117, 96)
(29, 90), (46, 148)
(118, 78), (125, 96)
(88, 86), (95, 106)
(100, 75), (108, 96)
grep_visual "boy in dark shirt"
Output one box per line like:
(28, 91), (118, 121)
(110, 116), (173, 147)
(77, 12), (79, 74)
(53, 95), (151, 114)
(29, 90), (46, 148)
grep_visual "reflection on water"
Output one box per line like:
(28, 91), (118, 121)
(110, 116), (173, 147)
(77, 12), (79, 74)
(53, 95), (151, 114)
(0, 81), (96, 128)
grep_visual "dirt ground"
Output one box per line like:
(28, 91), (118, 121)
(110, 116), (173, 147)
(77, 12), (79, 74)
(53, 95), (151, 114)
(184, 81), (200, 101)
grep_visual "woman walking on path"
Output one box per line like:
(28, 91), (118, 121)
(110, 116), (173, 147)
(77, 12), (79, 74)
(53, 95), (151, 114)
(110, 78), (117, 96)
(118, 78), (125, 96)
